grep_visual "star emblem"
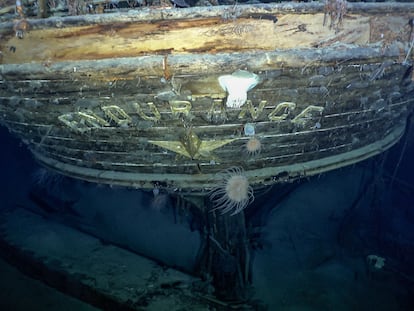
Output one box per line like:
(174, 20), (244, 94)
(149, 129), (235, 160)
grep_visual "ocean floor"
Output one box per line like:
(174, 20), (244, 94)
(0, 256), (98, 311)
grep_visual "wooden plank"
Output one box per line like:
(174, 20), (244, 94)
(1, 4), (412, 64)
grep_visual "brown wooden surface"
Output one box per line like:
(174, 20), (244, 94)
(0, 3), (413, 64)
(1, 3), (414, 191)
(1, 57), (411, 190)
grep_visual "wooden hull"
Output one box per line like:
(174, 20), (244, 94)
(1, 3), (414, 193)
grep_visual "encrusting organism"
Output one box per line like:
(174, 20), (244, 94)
(209, 167), (254, 216)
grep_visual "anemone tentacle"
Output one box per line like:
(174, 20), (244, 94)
(209, 167), (254, 216)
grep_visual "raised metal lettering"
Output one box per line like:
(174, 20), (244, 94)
(268, 102), (296, 121)
(58, 111), (109, 133)
(170, 100), (192, 119)
(207, 99), (227, 123)
(292, 105), (324, 126)
(133, 102), (161, 122)
(101, 105), (132, 127)
(238, 100), (267, 120)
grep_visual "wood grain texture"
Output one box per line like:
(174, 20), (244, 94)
(1, 3), (413, 191)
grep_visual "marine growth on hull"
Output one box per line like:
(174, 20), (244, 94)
(0, 1), (414, 308)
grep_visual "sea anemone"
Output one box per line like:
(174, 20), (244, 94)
(209, 167), (254, 216)
(31, 167), (64, 194)
(218, 70), (260, 108)
(150, 187), (170, 211)
(245, 136), (262, 157)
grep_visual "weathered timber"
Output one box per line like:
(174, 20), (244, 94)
(1, 2), (414, 305)
(0, 2), (412, 64)
(0, 2), (414, 193)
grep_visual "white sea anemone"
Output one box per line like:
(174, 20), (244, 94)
(245, 136), (262, 157)
(209, 167), (254, 216)
(218, 70), (260, 108)
(31, 167), (64, 193)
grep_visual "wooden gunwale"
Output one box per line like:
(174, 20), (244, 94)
(1, 2), (414, 29)
(0, 3), (411, 64)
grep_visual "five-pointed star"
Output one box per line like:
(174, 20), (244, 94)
(148, 130), (235, 160)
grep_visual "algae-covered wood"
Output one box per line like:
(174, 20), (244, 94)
(0, 3), (414, 192)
